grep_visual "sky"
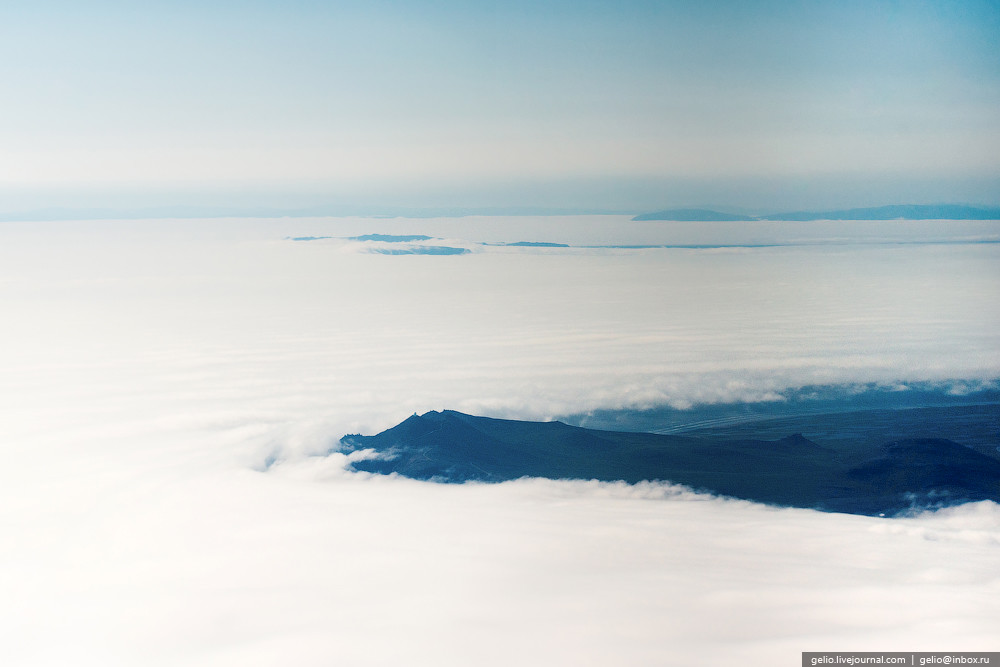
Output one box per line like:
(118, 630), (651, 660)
(2, 0), (999, 213)
(0, 216), (998, 664)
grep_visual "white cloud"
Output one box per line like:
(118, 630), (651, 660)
(0, 216), (997, 665)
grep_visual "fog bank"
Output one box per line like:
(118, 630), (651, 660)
(0, 216), (997, 665)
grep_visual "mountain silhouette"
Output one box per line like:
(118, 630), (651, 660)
(340, 410), (1000, 516)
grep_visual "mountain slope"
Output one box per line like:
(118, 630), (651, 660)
(339, 410), (1000, 515)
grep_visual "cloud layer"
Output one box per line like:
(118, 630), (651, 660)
(0, 216), (997, 665)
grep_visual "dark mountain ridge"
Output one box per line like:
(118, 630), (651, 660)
(633, 204), (1000, 222)
(340, 409), (1000, 516)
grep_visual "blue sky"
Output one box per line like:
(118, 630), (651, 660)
(1, 0), (998, 211)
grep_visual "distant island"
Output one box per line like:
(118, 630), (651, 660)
(368, 246), (470, 255)
(504, 241), (571, 247)
(348, 234), (435, 242)
(633, 208), (753, 221)
(340, 406), (1000, 516)
(634, 204), (1000, 222)
(760, 204), (1000, 221)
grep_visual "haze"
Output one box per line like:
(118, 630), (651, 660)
(2, 1), (999, 213)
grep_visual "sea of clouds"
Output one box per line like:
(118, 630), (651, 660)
(0, 215), (998, 665)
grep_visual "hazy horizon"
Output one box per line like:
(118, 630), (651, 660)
(3, 185), (1000, 222)
(3, 1), (999, 214)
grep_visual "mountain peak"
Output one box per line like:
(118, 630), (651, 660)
(340, 410), (1000, 516)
